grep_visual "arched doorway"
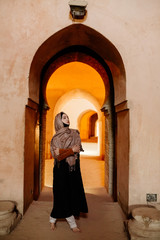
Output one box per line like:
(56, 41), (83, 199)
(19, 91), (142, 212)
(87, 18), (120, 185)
(79, 110), (98, 142)
(25, 24), (129, 215)
(48, 87), (104, 158)
(41, 47), (112, 189)
(45, 83), (105, 187)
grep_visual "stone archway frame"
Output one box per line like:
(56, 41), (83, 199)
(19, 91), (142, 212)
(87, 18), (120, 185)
(29, 24), (125, 105)
(42, 49), (110, 109)
(28, 24), (129, 214)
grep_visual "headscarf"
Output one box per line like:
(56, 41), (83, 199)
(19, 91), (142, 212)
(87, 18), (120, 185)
(50, 112), (83, 170)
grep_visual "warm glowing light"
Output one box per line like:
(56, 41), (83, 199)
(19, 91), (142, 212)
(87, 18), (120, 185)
(81, 142), (99, 156)
(46, 62), (105, 107)
(45, 61), (106, 188)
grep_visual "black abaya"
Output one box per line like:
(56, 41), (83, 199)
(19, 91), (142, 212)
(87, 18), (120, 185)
(50, 154), (88, 219)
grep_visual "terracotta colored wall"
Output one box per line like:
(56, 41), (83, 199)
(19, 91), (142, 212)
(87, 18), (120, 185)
(0, 0), (160, 214)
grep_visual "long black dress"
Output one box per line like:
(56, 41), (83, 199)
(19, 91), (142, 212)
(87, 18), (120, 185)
(50, 154), (88, 219)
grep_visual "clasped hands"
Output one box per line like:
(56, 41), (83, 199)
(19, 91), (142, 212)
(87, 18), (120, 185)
(54, 145), (80, 156)
(72, 145), (80, 153)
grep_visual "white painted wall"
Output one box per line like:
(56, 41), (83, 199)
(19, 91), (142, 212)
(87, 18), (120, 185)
(0, 0), (160, 213)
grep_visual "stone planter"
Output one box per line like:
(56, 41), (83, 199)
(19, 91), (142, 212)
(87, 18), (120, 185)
(0, 201), (21, 236)
(128, 207), (160, 240)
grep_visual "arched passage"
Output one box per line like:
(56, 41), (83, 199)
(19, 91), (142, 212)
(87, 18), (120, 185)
(25, 24), (129, 215)
(79, 110), (98, 141)
(50, 88), (103, 158)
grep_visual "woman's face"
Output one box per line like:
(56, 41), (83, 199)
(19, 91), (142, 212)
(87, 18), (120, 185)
(62, 113), (70, 125)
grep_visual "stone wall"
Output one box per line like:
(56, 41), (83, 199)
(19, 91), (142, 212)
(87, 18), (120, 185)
(0, 0), (160, 214)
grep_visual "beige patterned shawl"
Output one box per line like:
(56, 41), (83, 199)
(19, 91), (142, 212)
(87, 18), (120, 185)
(50, 113), (83, 168)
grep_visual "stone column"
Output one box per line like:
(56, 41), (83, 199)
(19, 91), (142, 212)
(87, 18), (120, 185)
(101, 105), (115, 196)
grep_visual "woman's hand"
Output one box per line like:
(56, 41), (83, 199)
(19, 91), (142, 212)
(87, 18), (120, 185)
(54, 148), (59, 156)
(72, 145), (80, 153)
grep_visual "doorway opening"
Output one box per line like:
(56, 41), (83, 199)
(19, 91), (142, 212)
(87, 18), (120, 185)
(39, 46), (114, 193)
(26, 24), (129, 215)
(44, 61), (106, 188)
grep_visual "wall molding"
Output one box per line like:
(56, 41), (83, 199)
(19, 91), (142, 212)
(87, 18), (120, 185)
(115, 100), (128, 113)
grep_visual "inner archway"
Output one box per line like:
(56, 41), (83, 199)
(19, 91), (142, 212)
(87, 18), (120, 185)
(44, 64), (105, 188)
(79, 110), (98, 142)
(26, 24), (129, 215)
(40, 47), (114, 194)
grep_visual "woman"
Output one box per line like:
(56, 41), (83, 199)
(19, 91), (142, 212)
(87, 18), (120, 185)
(49, 112), (88, 232)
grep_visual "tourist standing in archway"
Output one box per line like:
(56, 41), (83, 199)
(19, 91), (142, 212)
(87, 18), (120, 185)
(49, 112), (88, 232)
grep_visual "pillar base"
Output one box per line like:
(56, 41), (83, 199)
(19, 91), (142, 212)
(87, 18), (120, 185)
(0, 201), (22, 236)
(128, 207), (160, 239)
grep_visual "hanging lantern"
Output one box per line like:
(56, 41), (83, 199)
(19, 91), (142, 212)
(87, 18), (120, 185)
(69, 0), (88, 19)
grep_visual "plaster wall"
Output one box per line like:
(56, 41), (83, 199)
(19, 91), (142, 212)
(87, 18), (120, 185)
(0, 0), (160, 213)
(127, 23), (160, 206)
